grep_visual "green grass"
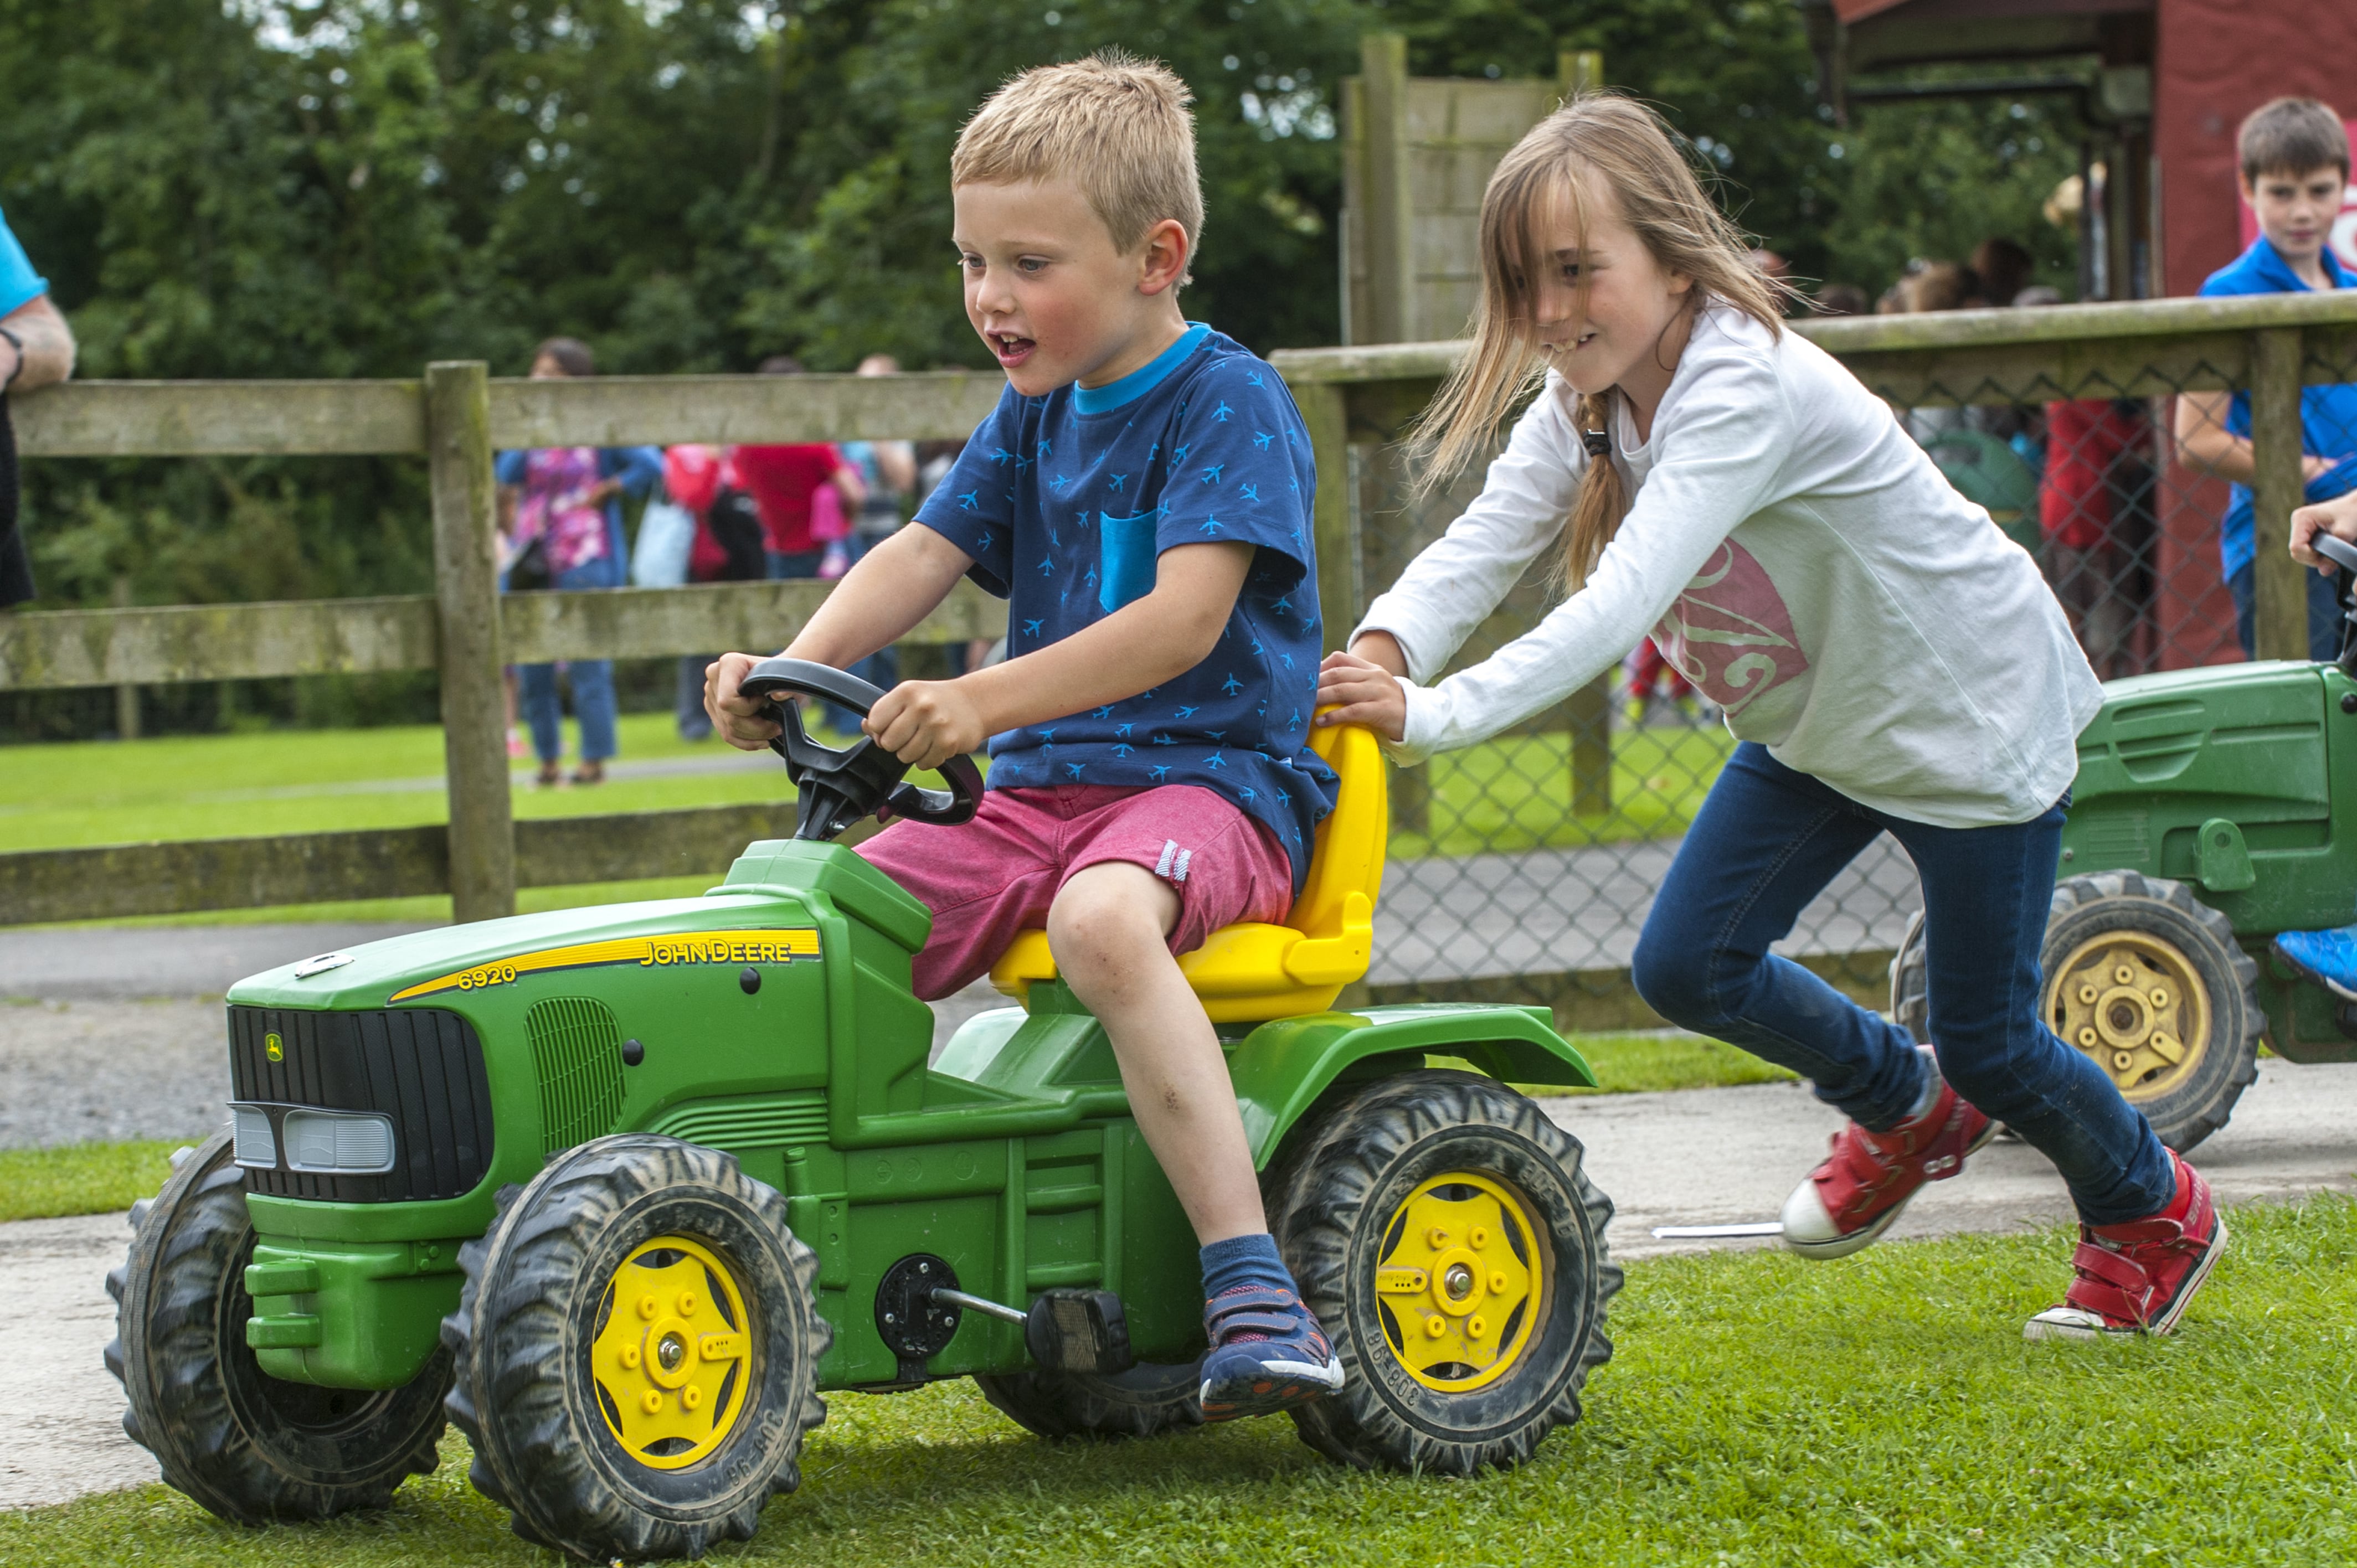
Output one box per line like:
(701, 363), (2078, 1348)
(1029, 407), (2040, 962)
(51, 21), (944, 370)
(0, 714), (1737, 925)
(11, 1195), (2351, 1565)
(1548, 1030), (1800, 1095)
(1393, 721), (1733, 859)
(0, 1139), (182, 1223)
(0, 711), (922, 927)
(0, 713), (752, 852)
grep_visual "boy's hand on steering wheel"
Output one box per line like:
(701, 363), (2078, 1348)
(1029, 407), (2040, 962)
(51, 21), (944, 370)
(1315, 650), (1407, 742)
(867, 680), (987, 772)
(704, 652), (784, 751)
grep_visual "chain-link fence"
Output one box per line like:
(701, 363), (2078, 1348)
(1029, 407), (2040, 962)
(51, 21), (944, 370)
(1289, 303), (2357, 1027)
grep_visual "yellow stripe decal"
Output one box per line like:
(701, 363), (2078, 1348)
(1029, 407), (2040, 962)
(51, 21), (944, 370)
(388, 929), (820, 1004)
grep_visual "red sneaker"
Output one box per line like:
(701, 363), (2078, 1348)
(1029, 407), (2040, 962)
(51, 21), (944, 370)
(2025, 1152), (2226, 1341)
(1781, 1054), (1995, 1260)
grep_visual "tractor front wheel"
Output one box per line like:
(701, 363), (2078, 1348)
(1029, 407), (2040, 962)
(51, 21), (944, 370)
(105, 1130), (451, 1522)
(1270, 1070), (1619, 1476)
(440, 1134), (828, 1561)
(1891, 872), (2261, 1152)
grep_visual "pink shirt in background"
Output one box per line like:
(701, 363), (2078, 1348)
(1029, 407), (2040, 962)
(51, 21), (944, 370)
(513, 447), (609, 573)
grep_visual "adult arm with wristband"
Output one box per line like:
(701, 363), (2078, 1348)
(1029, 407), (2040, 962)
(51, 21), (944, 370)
(0, 293), (73, 394)
(0, 206), (75, 608)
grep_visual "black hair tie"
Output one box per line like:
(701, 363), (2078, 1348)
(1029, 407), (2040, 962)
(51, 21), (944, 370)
(1582, 429), (1610, 458)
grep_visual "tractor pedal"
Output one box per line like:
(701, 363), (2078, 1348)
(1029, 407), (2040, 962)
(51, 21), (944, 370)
(1023, 1289), (1133, 1376)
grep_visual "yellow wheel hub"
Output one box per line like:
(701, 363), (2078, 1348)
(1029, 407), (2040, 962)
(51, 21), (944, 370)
(590, 1236), (754, 1469)
(1374, 1172), (1543, 1392)
(2046, 932), (2211, 1100)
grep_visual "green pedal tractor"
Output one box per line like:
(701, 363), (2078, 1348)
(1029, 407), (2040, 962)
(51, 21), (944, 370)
(1892, 534), (2357, 1152)
(106, 661), (1620, 1562)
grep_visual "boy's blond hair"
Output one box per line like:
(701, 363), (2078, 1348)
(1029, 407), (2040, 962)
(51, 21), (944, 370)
(953, 50), (1204, 265)
(2239, 97), (2350, 182)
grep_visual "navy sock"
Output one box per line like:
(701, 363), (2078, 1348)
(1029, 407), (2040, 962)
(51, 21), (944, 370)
(1200, 1231), (1295, 1301)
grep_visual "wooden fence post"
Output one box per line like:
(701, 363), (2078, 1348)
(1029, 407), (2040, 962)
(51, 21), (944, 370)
(426, 362), (516, 922)
(2250, 327), (2309, 663)
(1557, 48), (1602, 99)
(110, 575), (140, 740)
(1567, 675), (1611, 816)
(1298, 381), (1357, 657)
(1357, 33), (1414, 346)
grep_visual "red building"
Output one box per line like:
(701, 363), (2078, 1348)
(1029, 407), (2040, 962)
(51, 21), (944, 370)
(1805, 0), (2357, 666)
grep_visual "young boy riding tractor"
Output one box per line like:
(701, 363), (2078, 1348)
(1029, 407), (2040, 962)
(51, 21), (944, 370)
(105, 54), (1620, 1564)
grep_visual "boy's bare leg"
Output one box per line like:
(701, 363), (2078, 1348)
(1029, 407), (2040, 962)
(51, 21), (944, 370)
(1046, 860), (1267, 1244)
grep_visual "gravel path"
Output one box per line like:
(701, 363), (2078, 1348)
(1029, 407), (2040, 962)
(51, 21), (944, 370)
(0, 1000), (233, 1148)
(0, 925), (1008, 1151)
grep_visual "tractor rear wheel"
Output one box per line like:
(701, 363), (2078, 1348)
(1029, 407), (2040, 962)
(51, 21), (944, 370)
(440, 1134), (828, 1561)
(1270, 1070), (1619, 1476)
(974, 1360), (1204, 1441)
(105, 1130), (450, 1522)
(1890, 872), (2262, 1152)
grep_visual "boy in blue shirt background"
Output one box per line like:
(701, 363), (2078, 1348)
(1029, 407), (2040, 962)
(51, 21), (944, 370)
(706, 51), (1344, 1419)
(2175, 96), (2357, 660)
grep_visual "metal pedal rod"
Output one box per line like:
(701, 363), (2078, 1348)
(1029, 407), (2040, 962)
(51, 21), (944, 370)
(929, 1287), (1027, 1325)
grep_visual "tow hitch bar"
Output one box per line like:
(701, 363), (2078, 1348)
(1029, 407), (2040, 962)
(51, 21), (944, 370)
(932, 1286), (1135, 1376)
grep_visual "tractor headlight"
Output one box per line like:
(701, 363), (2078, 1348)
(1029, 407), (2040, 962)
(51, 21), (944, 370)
(281, 1110), (398, 1175)
(231, 1105), (277, 1170)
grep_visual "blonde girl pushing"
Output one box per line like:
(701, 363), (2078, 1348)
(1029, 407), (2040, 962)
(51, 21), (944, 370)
(1316, 95), (2224, 1340)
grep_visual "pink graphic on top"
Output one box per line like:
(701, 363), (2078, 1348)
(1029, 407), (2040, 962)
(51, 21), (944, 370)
(1650, 539), (1808, 715)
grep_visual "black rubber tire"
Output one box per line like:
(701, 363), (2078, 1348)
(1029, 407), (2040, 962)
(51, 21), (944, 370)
(1270, 1069), (1619, 1476)
(974, 1359), (1205, 1441)
(970, 1088), (1376, 1446)
(105, 1130), (450, 1522)
(439, 1134), (829, 1562)
(1892, 874), (2262, 1153)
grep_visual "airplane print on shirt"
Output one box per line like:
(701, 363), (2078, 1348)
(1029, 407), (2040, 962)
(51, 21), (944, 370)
(907, 324), (1335, 888)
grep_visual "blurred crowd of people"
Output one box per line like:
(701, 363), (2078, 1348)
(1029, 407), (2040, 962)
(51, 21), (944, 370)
(495, 341), (969, 783)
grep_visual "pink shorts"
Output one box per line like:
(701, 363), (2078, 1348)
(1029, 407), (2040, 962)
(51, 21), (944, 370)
(856, 785), (1295, 1002)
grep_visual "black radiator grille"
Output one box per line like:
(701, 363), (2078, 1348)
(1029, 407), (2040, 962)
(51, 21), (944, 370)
(228, 1005), (496, 1203)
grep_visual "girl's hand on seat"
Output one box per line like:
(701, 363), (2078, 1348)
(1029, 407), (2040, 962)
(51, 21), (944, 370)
(1315, 652), (1407, 742)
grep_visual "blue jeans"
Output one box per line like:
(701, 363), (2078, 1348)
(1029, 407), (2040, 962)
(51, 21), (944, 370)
(2227, 558), (2342, 662)
(768, 540), (898, 732)
(1630, 742), (2175, 1225)
(677, 655), (714, 740)
(517, 555), (621, 765)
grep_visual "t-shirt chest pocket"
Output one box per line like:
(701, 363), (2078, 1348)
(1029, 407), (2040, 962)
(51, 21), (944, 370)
(1098, 510), (1157, 613)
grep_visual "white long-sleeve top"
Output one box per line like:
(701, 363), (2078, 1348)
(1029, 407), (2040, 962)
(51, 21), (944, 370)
(1355, 302), (2102, 829)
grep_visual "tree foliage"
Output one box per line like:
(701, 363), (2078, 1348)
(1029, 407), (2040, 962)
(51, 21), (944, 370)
(0, 0), (2087, 736)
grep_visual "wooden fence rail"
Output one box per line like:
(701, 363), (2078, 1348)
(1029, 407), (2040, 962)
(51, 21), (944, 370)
(6, 290), (2357, 945)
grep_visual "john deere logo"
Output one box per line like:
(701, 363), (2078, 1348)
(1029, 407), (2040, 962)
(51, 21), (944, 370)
(265, 1032), (284, 1062)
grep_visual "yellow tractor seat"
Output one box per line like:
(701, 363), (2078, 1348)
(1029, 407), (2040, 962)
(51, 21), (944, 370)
(987, 719), (1390, 1023)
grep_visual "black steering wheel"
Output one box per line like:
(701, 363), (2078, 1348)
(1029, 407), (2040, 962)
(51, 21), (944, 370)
(736, 657), (984, 841)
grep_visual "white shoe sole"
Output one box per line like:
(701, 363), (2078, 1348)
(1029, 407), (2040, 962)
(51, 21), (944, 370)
(2023, 1218), (2230, 1342)
(1782, 1182), (1919, 1260)
(1781, 1116), (2000, 1261)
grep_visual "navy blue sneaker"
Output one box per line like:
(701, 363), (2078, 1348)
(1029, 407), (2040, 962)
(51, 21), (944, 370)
(1196, 1286), (1343, 1421)
(2273, 925), (2357, 1000)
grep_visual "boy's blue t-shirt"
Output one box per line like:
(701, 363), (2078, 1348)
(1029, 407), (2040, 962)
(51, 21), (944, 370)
(913, 323), (1338, 890)
(0, 206), (48, 318)
(2197, 237), (2357, 580)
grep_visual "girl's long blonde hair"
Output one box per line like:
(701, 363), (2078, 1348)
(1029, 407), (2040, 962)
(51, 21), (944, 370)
(1414, 93), (1792, 587)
